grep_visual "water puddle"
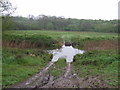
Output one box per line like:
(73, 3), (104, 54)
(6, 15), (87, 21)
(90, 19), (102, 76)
(48, 45), (85, 63)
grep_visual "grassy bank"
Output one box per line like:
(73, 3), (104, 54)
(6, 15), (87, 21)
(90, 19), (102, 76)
(2, 30), (118, 87)
(3, 30), (118, 49)
(2, 47), (52, 87)
(73, 50), (118, 87)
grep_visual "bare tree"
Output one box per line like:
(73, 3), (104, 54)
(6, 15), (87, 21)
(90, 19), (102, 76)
(0, 0), (16, 16)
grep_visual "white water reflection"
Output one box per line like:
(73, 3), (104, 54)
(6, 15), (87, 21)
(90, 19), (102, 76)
(48, 45), (85, 63)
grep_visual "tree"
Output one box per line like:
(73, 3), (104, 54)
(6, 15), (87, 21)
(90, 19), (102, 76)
(1, 0), (16, 31)
(0, 0), (16, 16)
(46, 22), (54, 30)
(28, 15), (35, 20)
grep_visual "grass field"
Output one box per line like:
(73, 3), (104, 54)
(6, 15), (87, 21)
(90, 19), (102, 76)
(2, 30), (119, 87)
(3, 30), (118, 42)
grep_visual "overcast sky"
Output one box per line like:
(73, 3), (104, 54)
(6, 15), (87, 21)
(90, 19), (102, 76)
(10, 0), (119, 20)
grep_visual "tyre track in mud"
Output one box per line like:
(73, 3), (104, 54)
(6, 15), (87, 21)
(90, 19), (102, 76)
(12, 61), (110, 88)
(40, 62), (82, 88)
(12, 62), (54, 88)
(12, 61), (82, 88)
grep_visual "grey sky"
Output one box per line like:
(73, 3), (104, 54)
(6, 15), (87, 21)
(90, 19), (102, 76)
(10, 0), (119, 20)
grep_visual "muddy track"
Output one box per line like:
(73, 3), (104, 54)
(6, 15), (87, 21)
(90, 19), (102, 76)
(12, 61), (82, 88)
(12, 62), (54, 88)
(40, 62), (82, 88)
(12, 61), (110, 88)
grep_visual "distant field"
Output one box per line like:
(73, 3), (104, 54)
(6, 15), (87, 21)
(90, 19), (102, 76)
(3, 30), (118, 40)
(3, 30), (118, 49)
(2, 30), (119, 88)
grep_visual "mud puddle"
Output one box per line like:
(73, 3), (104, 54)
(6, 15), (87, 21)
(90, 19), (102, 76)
(48, 45), (85, 63)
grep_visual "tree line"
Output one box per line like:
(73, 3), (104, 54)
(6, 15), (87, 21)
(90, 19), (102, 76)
(2, 15), (118, 33)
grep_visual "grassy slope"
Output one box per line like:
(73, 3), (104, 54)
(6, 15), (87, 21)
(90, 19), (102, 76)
(2, 30), (119, 87)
